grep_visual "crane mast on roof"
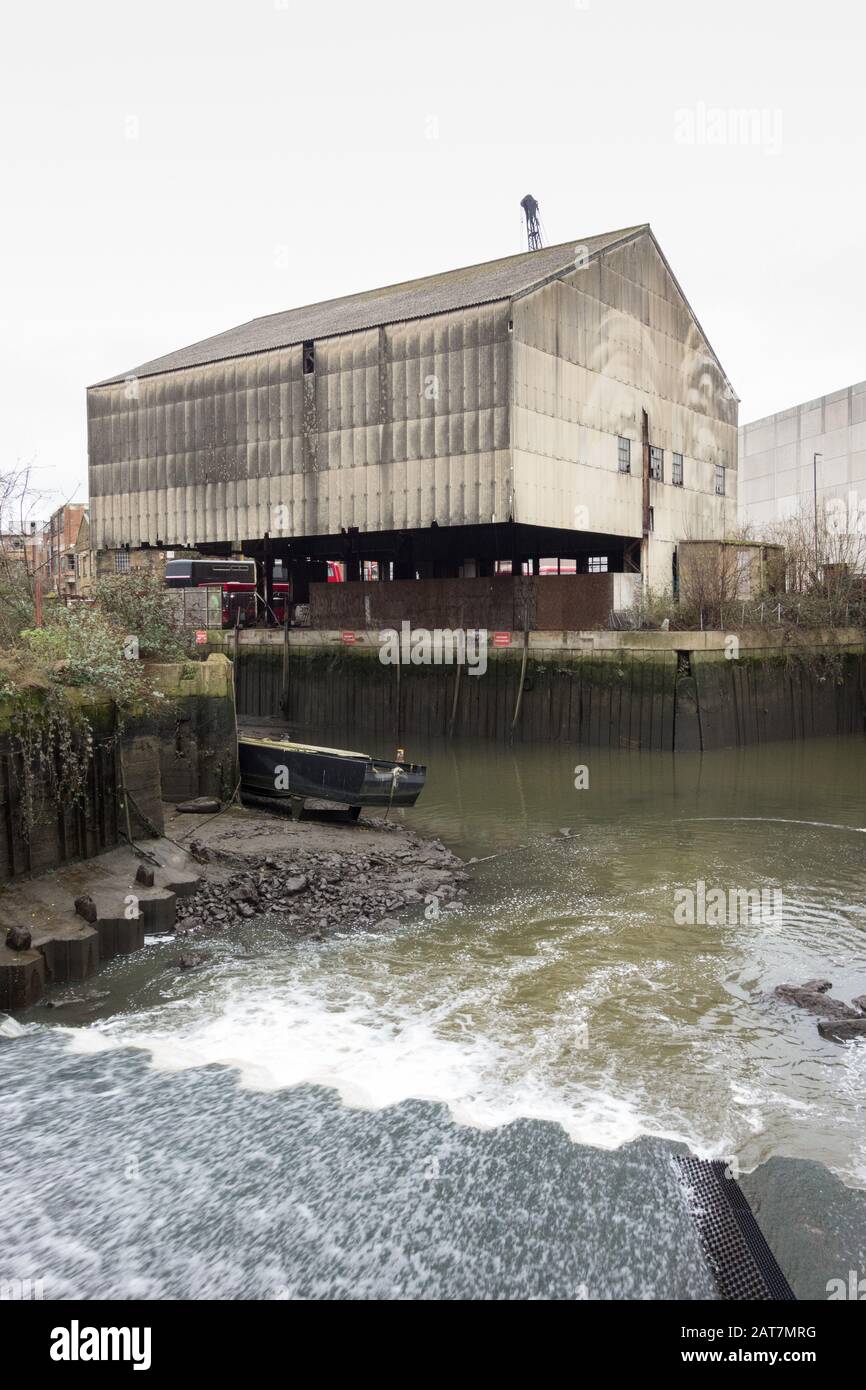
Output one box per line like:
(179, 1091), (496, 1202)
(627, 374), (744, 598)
(520, 193), (543, 251)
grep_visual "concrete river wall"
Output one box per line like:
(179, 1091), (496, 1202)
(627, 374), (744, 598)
(0, 654), (237, 883)
(221, 629), (866, 751)
(0, 655), (238, 1008)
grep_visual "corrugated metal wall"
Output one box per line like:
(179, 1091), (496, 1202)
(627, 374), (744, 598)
(88, 303), (512, 549)
(88, 232), (738, 577)
(511, 231), (738, 585)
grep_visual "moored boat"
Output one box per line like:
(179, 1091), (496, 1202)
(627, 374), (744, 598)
(238, 735), (427, 813)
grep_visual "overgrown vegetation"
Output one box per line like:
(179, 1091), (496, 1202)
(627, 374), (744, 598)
(615, 503), (866, 633)
(0, 460), (42, 647)
(91, 570), (191, 661)
(13, 606), (174, 707)
(1, 468), (191, 705)
(0, 465), (194, 840)
(8, 693), (96, 833)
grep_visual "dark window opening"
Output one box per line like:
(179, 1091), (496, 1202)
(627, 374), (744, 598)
(648, 506), (655, 532)
(715, 463), (725, 495)
(672, 452), (684, 487)
(650, 445), (664, 482)
(303, 340), (315, 375)
(617, 437), (631, 473)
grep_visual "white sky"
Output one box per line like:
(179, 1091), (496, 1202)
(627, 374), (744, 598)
(1, 0), (864, 518)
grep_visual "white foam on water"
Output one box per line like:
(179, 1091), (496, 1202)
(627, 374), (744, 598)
(55, 963), (732, 1164)
(686, 817), (866, 834)
(0, 1013), (29, 1039)
(54, 957), (866, 1187)
(53, 801), (866, 1189)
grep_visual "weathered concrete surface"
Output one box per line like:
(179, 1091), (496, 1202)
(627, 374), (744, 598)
(0, 722), (163, 881)
(0, 948), (44, 1009)
(0, 839), (200, 1008)
(88, 228), (736, 594)
(0, 655), (237, 883)
(210, 624), (866, 655)
(143, 654), (239, 804)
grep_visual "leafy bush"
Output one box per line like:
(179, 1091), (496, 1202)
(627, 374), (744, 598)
(92, 570), (191, 660)
(16, 606), (165, 710)
(0, 553), (37, 647)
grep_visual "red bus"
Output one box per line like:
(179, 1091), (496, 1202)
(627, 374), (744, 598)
(165, 558), (290, 628)
(165, 557), (344, 627)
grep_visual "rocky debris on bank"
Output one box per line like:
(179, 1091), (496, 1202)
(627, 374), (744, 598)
(172, 831), (469, 939)
(177, 953), (207, 970)
(5, 926), (32, 952)
(775, 979), (866, 1042)
(73, 895), (98, 923)
(818, 1018), (866, 1043)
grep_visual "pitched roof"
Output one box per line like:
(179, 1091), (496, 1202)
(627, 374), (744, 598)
(95, 225), (648, 385)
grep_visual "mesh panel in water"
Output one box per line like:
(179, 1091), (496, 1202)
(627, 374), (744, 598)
(676, 1156), (796, 1301)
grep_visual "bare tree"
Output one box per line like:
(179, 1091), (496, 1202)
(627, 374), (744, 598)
(768, 494), (866, 627)
(0, 460), (48, 643)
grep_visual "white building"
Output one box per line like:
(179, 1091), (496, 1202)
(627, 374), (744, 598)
(739, 380), (866, 533)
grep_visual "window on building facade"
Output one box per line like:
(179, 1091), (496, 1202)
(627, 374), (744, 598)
(715, 464), (725, 496)
(587, 556), (608, 573)
(650, 446), (664, 481)
(303, 340), (315, 375)
(672, 453), (683, 486)
(617, 437), (631, 473)
(648, 506), (655, 532)
(115, 551), (130, 573)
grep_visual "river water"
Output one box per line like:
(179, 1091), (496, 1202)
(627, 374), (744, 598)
(1, 734), (865, 1300)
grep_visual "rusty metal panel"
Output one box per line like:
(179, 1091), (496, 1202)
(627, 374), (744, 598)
(306, 574), (616, 632)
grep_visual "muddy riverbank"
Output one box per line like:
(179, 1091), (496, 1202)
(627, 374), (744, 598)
(167, 804), (471, 945)
(0, 801), (472, 1011)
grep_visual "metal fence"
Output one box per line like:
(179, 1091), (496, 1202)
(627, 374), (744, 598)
(167, 586), (224, 629)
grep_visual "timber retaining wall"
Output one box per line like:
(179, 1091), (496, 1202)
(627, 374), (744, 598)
(219, 630), (866, 751)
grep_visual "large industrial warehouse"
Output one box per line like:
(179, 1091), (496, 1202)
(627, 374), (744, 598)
(87, 223), (738, 614)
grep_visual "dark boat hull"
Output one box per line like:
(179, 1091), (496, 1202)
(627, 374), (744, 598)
(238, 738), (426, 808)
